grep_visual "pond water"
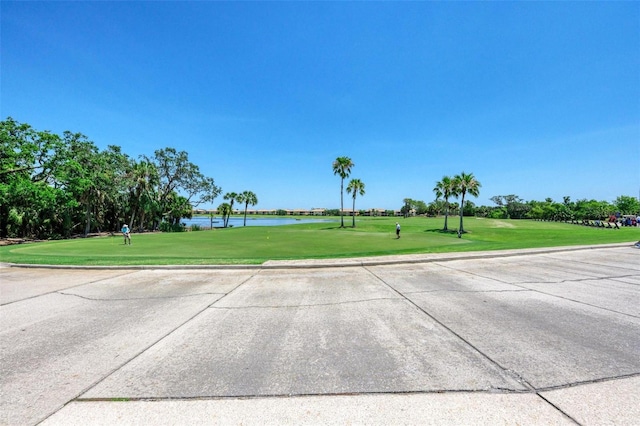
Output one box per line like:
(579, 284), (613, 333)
(181, 216), (335, 228)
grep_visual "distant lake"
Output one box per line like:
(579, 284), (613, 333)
(181, 216), (335, 228)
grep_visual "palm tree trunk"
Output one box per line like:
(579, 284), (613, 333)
(458, 193), (466, 237)
(352, 197), (356, 227)
(129, 209), (136, 232)
(444, 199), (449, 231)
(227, 201), (234, 228)
(340, 179), (345, 227)
(243, 203), (248, 226)
(139, 210), (146, 232)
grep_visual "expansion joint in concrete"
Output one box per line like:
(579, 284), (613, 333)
(208, 297), (403, 310)
(404, 289), (530, 295)
(56, 291), (227, 302)
(362, 266), (527, 391)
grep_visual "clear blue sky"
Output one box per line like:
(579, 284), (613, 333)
(2, 1), (639, 210)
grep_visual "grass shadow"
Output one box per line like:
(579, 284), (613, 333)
(319, 225), (349, 230)
(425, 228), (459, 234)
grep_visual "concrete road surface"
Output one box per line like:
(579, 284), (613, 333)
(1, 244), (638, 425)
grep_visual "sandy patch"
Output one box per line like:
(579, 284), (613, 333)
(491, 220), (515, 228)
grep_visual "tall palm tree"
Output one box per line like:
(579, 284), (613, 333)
(223, 192), (239, 228)
(238, 190), (258, 226)
(433, 176), (456, 231)
(346, 178), (365, 227)
(453, 172), (481, 237)
(332, 156), (354, 228)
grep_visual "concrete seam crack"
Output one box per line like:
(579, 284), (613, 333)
(56, 291), (227, 302)
(534, 372), (640, 393)
(535, 393), (582, 425)
(363, 266), (531, 393)
(209, 296), (403, 310)
(404, 289), (531, 295)
(38, 270), (261, 425)
(0, 270), (139, 306)
(434, 263), (639, 319)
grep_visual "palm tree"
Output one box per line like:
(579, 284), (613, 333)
(433, 176), (456, 231)
(217, 202), (231, 228)
(453, 172), (481, 237)
(238, 190), (258, 226)
(223, 192), (238, 228)
(332, 156), (354, 228)
(346, 178), (365, 227)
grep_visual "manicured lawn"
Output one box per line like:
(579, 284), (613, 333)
(0, 217), (637, 266)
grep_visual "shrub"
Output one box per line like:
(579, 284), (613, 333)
(159, 222), (185, 232)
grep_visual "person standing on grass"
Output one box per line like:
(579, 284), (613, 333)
(121, 224), (131, 245)
(396, 222), (401, 239)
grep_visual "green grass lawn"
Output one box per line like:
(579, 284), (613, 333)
(1, 217), (638, 266)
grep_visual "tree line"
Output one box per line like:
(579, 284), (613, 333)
(1, 118), (222, 239)
(4, 118), (636, 241)
(404, 191), (639, 223)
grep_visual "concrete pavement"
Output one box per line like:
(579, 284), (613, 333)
(1, 244), (638, 425)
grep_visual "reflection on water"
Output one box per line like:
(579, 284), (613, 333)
(181, 216), (334, 227)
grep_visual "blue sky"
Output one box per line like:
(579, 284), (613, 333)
(2, 1), (639, 210)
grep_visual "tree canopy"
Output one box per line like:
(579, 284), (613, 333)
(1, 118), (221, 239)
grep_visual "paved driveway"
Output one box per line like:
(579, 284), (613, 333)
(1, 245), (639, 425)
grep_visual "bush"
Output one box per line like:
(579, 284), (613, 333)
(159, 222), (185, 232)
(191, 224), (202, 231)
(489, 208), (507, 219)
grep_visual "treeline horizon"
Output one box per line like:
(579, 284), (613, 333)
(2, 118), (638, 240)
(400, 194), (639, 222)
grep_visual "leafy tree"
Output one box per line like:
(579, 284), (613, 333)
(0, 119), (223, 239)
(126, 159), (159, 232)
(58, 132), (108, 236)
(163, 192), (192, 225)
(1, 118), (67, 238)
(414, 200), (428, 215)
(332, 156), (354, 228)
(147, 147), (220, 228)
(453, 172), (481, 237)
(401, 198), (413, 217)
(346, 178), (365, 227)
(237, 190), (258, 226)
(474, 205), (491, 218)
(490, 195), (530, 219)
(574, 199), (613, 220)
(433, 176), (456, 231)
(614, 195), (640, 215)
(401, 198), (427, 216)
(462, 200), (477, 217)
(98, 145), (132, 232)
